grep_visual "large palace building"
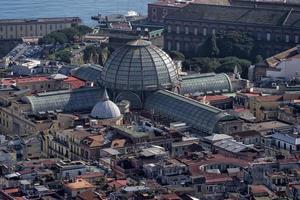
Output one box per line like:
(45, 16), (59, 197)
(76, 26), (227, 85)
(163, 3), (300, 56)
(0, 17), (81, 40)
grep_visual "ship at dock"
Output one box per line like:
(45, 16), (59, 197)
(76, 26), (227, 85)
(91, 10), (147, 28)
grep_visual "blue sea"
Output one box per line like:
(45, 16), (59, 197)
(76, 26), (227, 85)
(0, 0), (155, 25)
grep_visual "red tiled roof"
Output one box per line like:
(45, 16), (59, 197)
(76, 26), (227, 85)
(108, 179), (127, 188)
(205, 174), (233, 184)
(254, 95), (283, 102)
(249, 185), (270, 194)
(186, 154), (249, 175)
(237, 91), (261, 97)
(2, 188), (19, 194)
(77, 172), (104, 179)
(1, 76), (49, 86)
(161, 193), (182, 200)
(197, 95), (230, 102)
(63, 76), (85, 89)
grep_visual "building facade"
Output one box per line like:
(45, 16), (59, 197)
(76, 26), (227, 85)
(0, 17), (81, 40)
(164, 4), (300, 57)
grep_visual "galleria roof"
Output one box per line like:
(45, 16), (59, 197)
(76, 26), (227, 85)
(101, 39), (179, 91)
(24, 87), (103, 114)
(72, 65), (102, 83)
(180, 73), (232, 94)
(145, 90), (236, 134)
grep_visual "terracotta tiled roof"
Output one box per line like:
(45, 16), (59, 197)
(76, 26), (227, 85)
(1, 76), (49, 86)
(77, 172), (104, 179)
(63, 76), (85, 89)
(108, 179), (127, 188)
(64, 179), (95, 191)
(254, 95), (283, 102)
(111, 139), (126, 148)
(266, 46), (299, 68)
(249, 185), (271, 194)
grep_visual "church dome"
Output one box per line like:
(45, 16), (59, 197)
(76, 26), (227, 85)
(101, 39), (179, 91)
(90, 89), (121, 119)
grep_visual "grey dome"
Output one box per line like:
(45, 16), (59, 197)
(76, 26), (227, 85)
(101, 40), (179, 91)
(91, 90), (121, 119)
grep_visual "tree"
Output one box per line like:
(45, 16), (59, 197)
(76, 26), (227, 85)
(182, 57), (220, 73)
(207, 33), (219, 57)
(38, 25), (92, 45)
(99, 47), (111, 65)
(216, 61), (238, 74)
(255, 55), (264, 64)
(55, 50), (72, 63)
(217, 31), (254, 59)
(218, 56), (251, 78)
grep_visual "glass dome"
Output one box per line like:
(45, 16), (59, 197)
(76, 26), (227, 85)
(101, 39), (179, 91)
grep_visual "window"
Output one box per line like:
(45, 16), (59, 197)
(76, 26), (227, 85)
(152, 15), (156, 21)
(30, 26), (33, 31)
(295, 35), (299, 43)
(257, 32), (261, 40)
(20, 26), (23, 31)
(203, 28), (207, 36)
(185, 26), (189, 34)
(176, 26), (180, 34)
(176, 42), (180, 51)
(163, 9), (167, 16)
(152, 8), (156, 13)
(167, 25), (171, 33)
(50, 25), (52, 30)
(40, 25), (43, 31)
(194, 27), (198, 35)
(167, 41), (172, 51)
(285, 34), (290, 43)
(10, 27), (13, 31)
(185, 43), (189, 52)
(266, 33), (271, 41)
(212, 28), (216, 35)
(0, 27), (2, 32)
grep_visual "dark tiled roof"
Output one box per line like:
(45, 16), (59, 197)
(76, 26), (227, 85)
(165, 3), (300, 28)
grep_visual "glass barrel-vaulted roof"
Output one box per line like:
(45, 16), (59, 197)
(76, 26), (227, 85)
(101, 39), (179, 91)
(180, 73), (232, 95)
(72, 65), (103, 83)
(23, 87), (104, 114)
(145, 90), (236, 134)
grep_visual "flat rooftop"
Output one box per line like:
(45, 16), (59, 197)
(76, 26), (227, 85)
(244, 121), (291, 132)
(111, 125), (149, 138)
(0, 17), (80, 25)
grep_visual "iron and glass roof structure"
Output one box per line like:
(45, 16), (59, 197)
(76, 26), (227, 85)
(145, 90), (236, 134)
(23, 87), (104, 114)
(180, 73), (232, 95)
(72, 65), (103, 83)
(101, 39), (179, 91)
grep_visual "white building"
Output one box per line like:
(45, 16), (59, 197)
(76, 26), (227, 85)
(265, 46), (300, 80)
